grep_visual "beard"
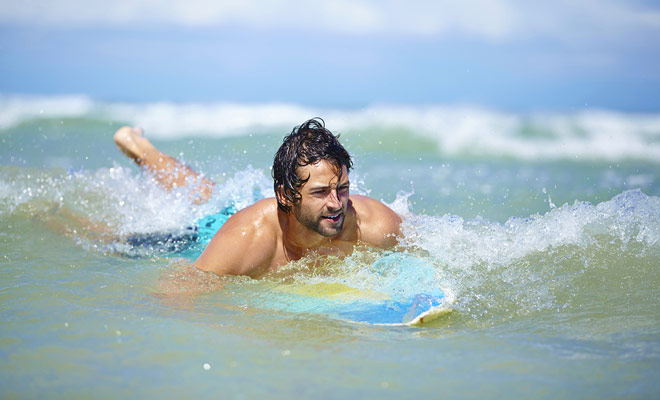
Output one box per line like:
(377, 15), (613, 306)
(293, 205), (345, 237)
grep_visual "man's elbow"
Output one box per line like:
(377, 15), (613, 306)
(194, 256), (256, 278)
(193, 258), (218, 275)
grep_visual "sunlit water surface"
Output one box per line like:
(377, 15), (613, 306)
(1, 100), (660, 398)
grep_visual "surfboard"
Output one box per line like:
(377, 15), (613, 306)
(259, 281), (455, 326)
(214, 252), (453, 326)
(335, 289), (455, 326)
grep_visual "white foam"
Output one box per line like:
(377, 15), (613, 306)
(389, 189), (660, 315)
(0, 163), (271, 235)
(399, 189), (660, 286)
(104, 101), (319, 139)
(2, 95), (660, 162)
(204, 165), (272, 212)
(0, 94), (95, 129)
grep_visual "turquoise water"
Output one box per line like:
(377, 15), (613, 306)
(1, 97), (660, 398)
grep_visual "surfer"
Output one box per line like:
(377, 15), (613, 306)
(114, 118), (401, 278)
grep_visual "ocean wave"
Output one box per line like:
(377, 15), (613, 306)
(2, 94), (660, 162)
(394, 189), (660, 318)
(399, 189), (660, 267)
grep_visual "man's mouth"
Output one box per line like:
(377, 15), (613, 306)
(322, 213), (342, 223)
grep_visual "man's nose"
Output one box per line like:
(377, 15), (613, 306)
(327, 189), (341, 209)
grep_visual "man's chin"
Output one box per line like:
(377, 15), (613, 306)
(318, 216), (344, 237)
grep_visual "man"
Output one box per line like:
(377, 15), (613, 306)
(114, 118), (401, 278)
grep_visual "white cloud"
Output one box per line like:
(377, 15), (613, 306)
(512, 0), (660, 44)
(1, 0), (658, 43)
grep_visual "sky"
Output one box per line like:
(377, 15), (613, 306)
(1, 0), (660, 111)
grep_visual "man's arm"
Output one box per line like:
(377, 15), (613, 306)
(114, 126), (215, 204)
(194, 200), (277, 278)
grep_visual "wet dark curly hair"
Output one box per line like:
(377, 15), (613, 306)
(272, 118), (352, 213)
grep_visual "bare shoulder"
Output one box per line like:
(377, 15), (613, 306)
(194, 198), (280, 277)
(349, 194), (402, 248)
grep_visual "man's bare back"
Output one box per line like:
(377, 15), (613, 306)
(114, 119), (401, 277)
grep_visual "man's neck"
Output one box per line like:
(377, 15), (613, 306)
(278, 210), (338, 257)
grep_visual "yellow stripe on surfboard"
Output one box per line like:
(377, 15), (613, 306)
(274, 282), (390, 303)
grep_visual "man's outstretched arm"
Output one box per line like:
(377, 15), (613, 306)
(114, 126), (215, 204)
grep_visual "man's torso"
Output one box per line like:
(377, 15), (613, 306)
(194, 195), (401, 277)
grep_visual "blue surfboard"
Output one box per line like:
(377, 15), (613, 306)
(335, 292), (454, 325)
(240, 251), (456, 326)
(261, 281), (454, 326)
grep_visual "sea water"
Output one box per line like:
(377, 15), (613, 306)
(1, 95), (659, 398)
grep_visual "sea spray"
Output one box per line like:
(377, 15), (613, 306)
(396, 189), (660, 325)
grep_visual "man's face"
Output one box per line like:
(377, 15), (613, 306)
(292, 160), (350, 237)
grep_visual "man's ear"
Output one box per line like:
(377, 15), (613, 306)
(275, 186), (291, 207)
